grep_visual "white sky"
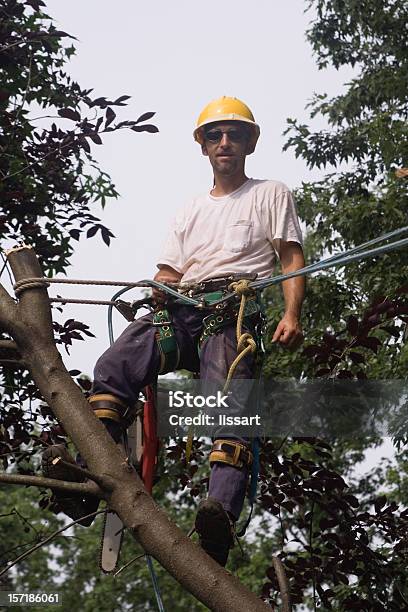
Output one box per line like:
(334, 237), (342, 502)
(40, 0), (356, 373)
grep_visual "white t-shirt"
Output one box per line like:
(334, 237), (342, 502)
(157, 178), (303, 284)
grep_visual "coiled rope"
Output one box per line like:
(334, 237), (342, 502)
(223, 280), (257, 393)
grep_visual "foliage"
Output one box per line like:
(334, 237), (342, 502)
(259, 0), (408, 609)
(0, 0), (158, 273)
(0, 0), (157, 463)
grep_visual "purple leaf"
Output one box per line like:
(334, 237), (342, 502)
(135, 111), (156, 124)
(69, 229), (80, 241)
(79, 136), (91, 153)
(58, 108), (80, 122)
(336, 369), (353, 379)
(349, 351), (365, 364)
(347, 315), (359, 336)
(114, 95), (131, 104)
(131, 124), (159, 133)
(105, 107), (116, 128)
(357, 336), (381, 353)
(101, 226), (114, 246)
(374, 495), (387, 512)
(88, 133), (102, 144)
(86, 225), (99, 238)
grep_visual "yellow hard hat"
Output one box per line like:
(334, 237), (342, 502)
(194, 96), (260, 154)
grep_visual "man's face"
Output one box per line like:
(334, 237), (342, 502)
(201, 121), (250, 177)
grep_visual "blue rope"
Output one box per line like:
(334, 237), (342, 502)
(107, 286), (134, 345)
(146, 554), (166, 612)
(208, 230), (408, 307)
(251, 235), (408, 291)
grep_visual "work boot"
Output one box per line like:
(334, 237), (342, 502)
(194, 497), (234, 567)
(42, 443), (99, 527)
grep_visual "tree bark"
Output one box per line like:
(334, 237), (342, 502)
(0, 245), (272, 612)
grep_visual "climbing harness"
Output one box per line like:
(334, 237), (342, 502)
(198, 290), (261, 350)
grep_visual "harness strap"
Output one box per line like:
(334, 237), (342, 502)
(89, 393), (139, 428)
(199, 295), (261, 349)
(153, 308), (180, 374)
(210, 439), (253, 470)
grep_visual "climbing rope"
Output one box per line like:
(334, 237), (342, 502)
(223, 280), (257, 393)
(10, 225), (408, 309)
(13, 276), (200, 306)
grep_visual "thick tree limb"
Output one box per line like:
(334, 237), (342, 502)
(0, 472), (104, 497)
(2, 245), (271, 612)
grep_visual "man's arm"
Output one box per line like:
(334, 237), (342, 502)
(152, 264), (183, 303)
(272, 241), (305, 348)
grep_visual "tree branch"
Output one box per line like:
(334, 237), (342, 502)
(113, 552), (145, 577)
(0, 509), (106, 579)
(0, 472), (104, 497)
(54, 457), (113, 491)
(272, 557), (291, 612)
(0, 340), (19, 351)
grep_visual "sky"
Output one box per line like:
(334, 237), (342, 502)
(40, 0), (357, 374)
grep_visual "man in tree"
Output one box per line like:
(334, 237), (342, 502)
(43, 96), (305, 566)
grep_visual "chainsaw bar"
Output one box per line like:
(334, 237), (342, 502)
(99, 418), (142, 573)
(100, 510), (125, 573)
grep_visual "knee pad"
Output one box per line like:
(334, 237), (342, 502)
(209, 439), (253, 470)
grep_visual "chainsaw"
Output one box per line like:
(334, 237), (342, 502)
(99, 385), (158, 573)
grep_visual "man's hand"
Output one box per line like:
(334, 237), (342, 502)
(153, 265), (183, 304)
(271, 312), (303, 349)
(272, 240), (305, 349)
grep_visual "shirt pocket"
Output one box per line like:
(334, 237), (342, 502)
(223, 220), (253, 253)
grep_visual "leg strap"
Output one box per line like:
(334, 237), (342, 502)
(153, 308), (180, 374)
(210, 439), (253, 470)
(89, 393), (137, 428)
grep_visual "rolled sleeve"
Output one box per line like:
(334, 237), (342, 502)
(157, 212), (185, 272)
(267, 191), (303, 257)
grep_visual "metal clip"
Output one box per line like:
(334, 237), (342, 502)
(114, 300), (135, 322)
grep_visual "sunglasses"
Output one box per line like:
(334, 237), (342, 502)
(204, 127), (248, 143)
